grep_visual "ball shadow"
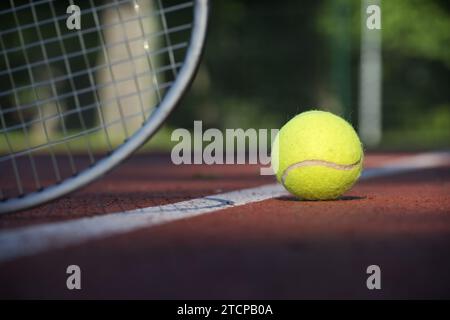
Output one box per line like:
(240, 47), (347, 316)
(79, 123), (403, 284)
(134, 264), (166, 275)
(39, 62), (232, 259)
(277, 195), (366, 202)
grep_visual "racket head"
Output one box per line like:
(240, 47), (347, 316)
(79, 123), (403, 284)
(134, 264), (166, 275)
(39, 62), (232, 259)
(0, 0), (209, 214)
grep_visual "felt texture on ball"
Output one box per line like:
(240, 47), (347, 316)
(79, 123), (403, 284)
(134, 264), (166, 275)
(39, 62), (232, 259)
(271, 110), (363, 200)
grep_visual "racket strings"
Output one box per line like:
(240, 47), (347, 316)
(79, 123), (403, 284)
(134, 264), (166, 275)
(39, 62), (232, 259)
(0, 0), (195, 200)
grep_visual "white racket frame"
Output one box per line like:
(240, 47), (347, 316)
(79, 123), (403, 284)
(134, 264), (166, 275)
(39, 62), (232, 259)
(0, 0), (209, 214)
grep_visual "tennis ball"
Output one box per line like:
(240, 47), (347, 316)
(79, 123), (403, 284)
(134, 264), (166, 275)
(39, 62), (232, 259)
(271, 110), (363, 200)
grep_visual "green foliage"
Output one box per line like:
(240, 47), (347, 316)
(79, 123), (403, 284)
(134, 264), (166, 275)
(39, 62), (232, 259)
(303, 0), (449, 148)
(177, 0), (325, 130)
(1, 0), (448, 151)
(382, 0), (450, 67)
(382, 105), (450, 150)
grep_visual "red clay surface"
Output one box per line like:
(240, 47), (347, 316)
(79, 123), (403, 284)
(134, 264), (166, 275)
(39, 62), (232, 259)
(0, 153), (405, 229)
(0, 154), (273, 230)
(0, 152), (449, 299)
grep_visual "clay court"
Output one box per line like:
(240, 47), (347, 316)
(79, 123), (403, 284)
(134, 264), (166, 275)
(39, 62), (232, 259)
(0, 152), (449, 299)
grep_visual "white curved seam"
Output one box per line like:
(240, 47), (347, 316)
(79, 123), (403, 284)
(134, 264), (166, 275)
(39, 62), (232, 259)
(281, 159), (361, 185)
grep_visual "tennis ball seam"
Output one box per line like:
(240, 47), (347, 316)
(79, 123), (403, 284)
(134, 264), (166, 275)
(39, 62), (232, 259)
(280, 158), (362, 185)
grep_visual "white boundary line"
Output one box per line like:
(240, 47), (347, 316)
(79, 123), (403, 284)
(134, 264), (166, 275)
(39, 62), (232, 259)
(0, 151), (449, 263)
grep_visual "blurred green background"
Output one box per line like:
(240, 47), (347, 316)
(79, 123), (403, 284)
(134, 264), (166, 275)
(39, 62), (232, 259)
(1, 0), (449, 153)
(172, 0), (450, 150)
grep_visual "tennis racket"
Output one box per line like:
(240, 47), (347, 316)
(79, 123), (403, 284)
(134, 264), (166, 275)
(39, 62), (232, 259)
(0, 0), (209, 214)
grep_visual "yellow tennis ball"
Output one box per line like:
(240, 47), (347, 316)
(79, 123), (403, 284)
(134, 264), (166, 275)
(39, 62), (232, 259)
(271, 110), (363, 200)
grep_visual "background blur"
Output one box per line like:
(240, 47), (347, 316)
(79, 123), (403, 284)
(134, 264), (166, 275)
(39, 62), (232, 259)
(173, 0), (449, 150)
(1, 0), (449, 153)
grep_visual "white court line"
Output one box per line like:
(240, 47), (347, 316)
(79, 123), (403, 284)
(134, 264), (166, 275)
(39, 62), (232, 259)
(361, 152), (450, 179)
(0, 151), (449, 263)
